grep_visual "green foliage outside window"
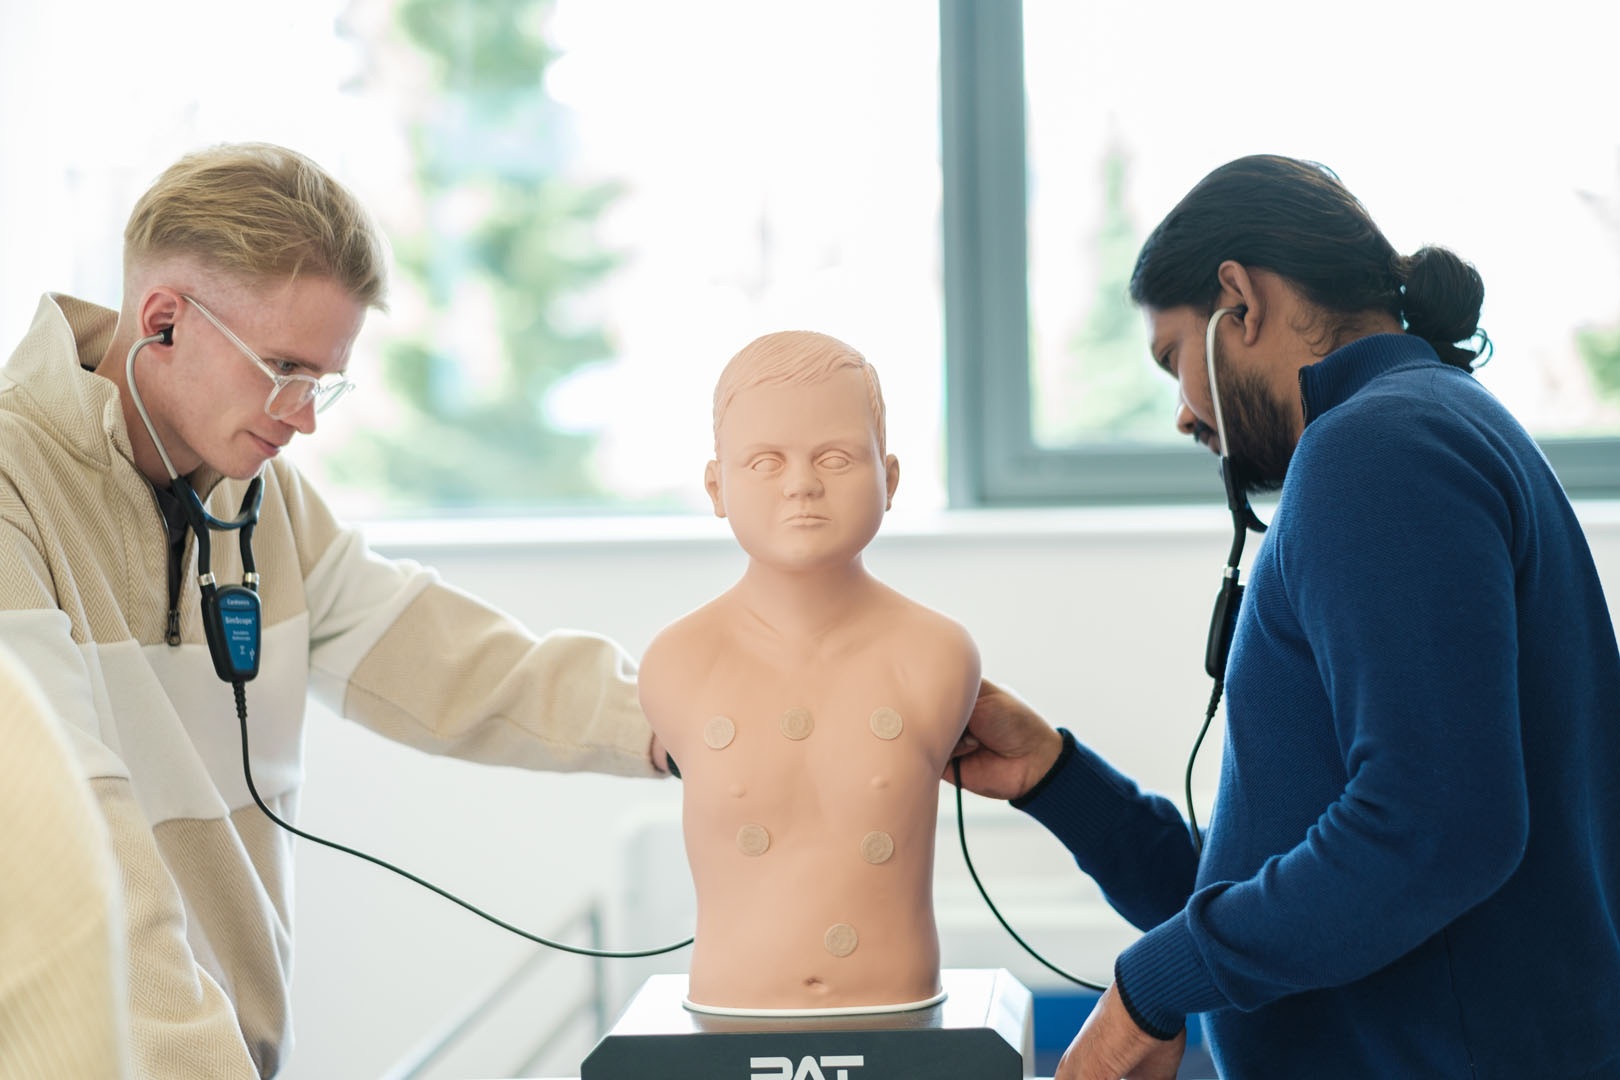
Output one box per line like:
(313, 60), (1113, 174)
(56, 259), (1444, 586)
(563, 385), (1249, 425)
(1578, 327), (1620, 404)
(1577, 164), (1620, 409)
(330, 0), (624, 512)
(1035, 144), (1172, 447)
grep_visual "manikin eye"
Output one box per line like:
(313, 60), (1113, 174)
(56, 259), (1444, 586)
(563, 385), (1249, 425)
(748, 455), (782, 472)
(819, 454), (851, 469)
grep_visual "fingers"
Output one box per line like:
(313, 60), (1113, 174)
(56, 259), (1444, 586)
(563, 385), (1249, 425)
(940, 739), (979, 783)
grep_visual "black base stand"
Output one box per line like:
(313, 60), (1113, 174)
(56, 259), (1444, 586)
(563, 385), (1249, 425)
(581, 968), (1032, 1080)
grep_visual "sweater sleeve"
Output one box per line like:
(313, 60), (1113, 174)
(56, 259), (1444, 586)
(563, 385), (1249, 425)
(277, 463), (659, 777)
(1115, 393), (1529, 1034)
(1014, 729), (1200, 932)
(0, 647), (129, 1080)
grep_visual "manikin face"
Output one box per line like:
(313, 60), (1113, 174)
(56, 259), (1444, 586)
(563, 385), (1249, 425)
(137, 274), (366, 481)
(706, 366), (900, 573)
(1144, 304), (1297, 495)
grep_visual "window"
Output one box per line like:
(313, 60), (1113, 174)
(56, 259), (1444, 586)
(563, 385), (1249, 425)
(2, 0), (944, 518)
(947, 0), (1620, 505)
(6, 1), (1615, 517)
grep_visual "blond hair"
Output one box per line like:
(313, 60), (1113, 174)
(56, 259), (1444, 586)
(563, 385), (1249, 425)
(123, 142), (389, 310)
(712, 330), (886, 456)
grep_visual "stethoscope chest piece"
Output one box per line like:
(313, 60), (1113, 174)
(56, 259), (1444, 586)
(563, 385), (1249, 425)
(204, 583), (262, 681)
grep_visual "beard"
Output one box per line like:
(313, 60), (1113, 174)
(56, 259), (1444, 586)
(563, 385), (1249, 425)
(1194, 366), (1296, 496)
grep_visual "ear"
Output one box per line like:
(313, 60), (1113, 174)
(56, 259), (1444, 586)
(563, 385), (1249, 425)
(704, 459), (726, 519)
(136, 287), (184, 346)
(1215, 260), (1263, 347)
(883, 454), (900, 511)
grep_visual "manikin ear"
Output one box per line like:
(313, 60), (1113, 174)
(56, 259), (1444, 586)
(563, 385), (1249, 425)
(703, 460), (726, 519)
(136, 287), (184, 348)
(1214, 260), (1264, 348)
(883, 454), (900, 511)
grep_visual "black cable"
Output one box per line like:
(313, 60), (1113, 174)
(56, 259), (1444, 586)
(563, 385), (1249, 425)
(951, 757), (1107, 992)
(232, 680), (693, 959)
(1185, 679), (1223, 858)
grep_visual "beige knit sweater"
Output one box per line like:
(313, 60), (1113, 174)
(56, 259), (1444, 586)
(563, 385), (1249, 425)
(0, 643), (128, 1080)
(0, 294), (660, 1078)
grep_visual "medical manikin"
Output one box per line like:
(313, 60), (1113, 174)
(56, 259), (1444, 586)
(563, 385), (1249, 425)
(639, 331), (979, 1014)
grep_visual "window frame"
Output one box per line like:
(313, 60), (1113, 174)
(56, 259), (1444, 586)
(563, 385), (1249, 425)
(939, 0), (1620, 508)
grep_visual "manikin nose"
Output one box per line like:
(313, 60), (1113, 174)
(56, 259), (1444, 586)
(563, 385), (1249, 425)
(783, 460), (824, 497)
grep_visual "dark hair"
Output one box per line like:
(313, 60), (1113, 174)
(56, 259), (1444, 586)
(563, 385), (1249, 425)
(1128, 154), (1488, 371)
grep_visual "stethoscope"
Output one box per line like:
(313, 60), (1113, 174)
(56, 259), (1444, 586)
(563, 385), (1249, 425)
(124, 326), (692, 960)
(127, 328), (266, 682)
(955, 305), (1271, 993)
(1186, 306), (1268, 854)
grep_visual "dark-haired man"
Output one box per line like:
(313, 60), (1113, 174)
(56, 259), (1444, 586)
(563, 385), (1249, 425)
(951, 155), (1620, 1080)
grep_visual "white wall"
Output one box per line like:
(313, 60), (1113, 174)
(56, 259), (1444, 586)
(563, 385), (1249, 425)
(282, 504), (1620, 1080)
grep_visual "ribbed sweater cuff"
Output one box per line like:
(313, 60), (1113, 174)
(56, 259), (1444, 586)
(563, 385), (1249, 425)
(1113, 957), (1182, 1041)
(1115, 910), (1228, 1035)
(1012, 728), (1141, 842)
(1011, 728), (1077, 809)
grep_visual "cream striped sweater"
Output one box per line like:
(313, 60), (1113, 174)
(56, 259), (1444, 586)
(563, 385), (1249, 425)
(0, 294), (659, 1078)
(0, 643), (128, 1080)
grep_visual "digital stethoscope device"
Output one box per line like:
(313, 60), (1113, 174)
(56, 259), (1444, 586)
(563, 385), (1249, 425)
(1185, 305), (1268, 855)
(185, 472), (264, 683)
(127, 326), (266, 683)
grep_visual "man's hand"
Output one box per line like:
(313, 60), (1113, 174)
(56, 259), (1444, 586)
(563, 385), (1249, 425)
(942, 678), (1065, 801)
(1056, 983), (1186, 1080)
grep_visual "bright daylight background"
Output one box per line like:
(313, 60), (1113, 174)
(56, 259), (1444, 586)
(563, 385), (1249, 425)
(1023, 2), (1620, 450)
(3, 0), (1618, 523)
(3, 2), (1618, 1078)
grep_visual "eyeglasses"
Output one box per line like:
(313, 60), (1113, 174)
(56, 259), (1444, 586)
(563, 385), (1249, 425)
(181, 294), (355, 421)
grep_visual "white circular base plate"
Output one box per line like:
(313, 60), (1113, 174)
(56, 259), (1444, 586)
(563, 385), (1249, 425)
(682, 989), (947, 1018)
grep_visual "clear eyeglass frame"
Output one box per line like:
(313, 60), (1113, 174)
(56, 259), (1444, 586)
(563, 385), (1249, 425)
(180, 294), (355, 421)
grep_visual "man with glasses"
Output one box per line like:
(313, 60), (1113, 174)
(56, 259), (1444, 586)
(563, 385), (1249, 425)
(184, 292), (357, 419)
(0, 143), (668, 1079)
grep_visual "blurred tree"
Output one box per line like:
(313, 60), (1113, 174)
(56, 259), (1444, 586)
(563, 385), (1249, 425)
(332, 0), (624, 511)
(1578, 327), (1620, 402)
(1036, 141), (1171, 447)
(1576, 158), (1620, 406)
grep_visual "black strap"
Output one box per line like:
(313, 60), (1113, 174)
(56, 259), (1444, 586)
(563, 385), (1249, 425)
(150, 482), (191, 645)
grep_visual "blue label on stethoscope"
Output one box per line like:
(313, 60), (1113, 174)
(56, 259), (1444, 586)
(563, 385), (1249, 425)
(218, 590), (261, 673)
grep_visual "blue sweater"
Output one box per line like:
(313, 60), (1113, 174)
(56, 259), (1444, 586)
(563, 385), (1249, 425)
(1018, 334), (1620, 1077)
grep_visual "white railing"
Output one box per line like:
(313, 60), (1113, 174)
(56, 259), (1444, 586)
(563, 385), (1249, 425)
(378, 902), (608, 1080)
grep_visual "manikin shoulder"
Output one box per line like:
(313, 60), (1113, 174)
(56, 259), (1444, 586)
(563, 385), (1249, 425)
(641, 585), (980, 700)
(866, 583), (981, 706)
(638, 597), (734, 706)
(872, 582), (978, 658)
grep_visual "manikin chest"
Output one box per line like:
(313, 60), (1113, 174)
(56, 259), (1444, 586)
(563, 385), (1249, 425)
(673, 657), (945, 828)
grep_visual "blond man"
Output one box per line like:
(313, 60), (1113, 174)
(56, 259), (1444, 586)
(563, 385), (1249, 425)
(0, 143), (666, 1078)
